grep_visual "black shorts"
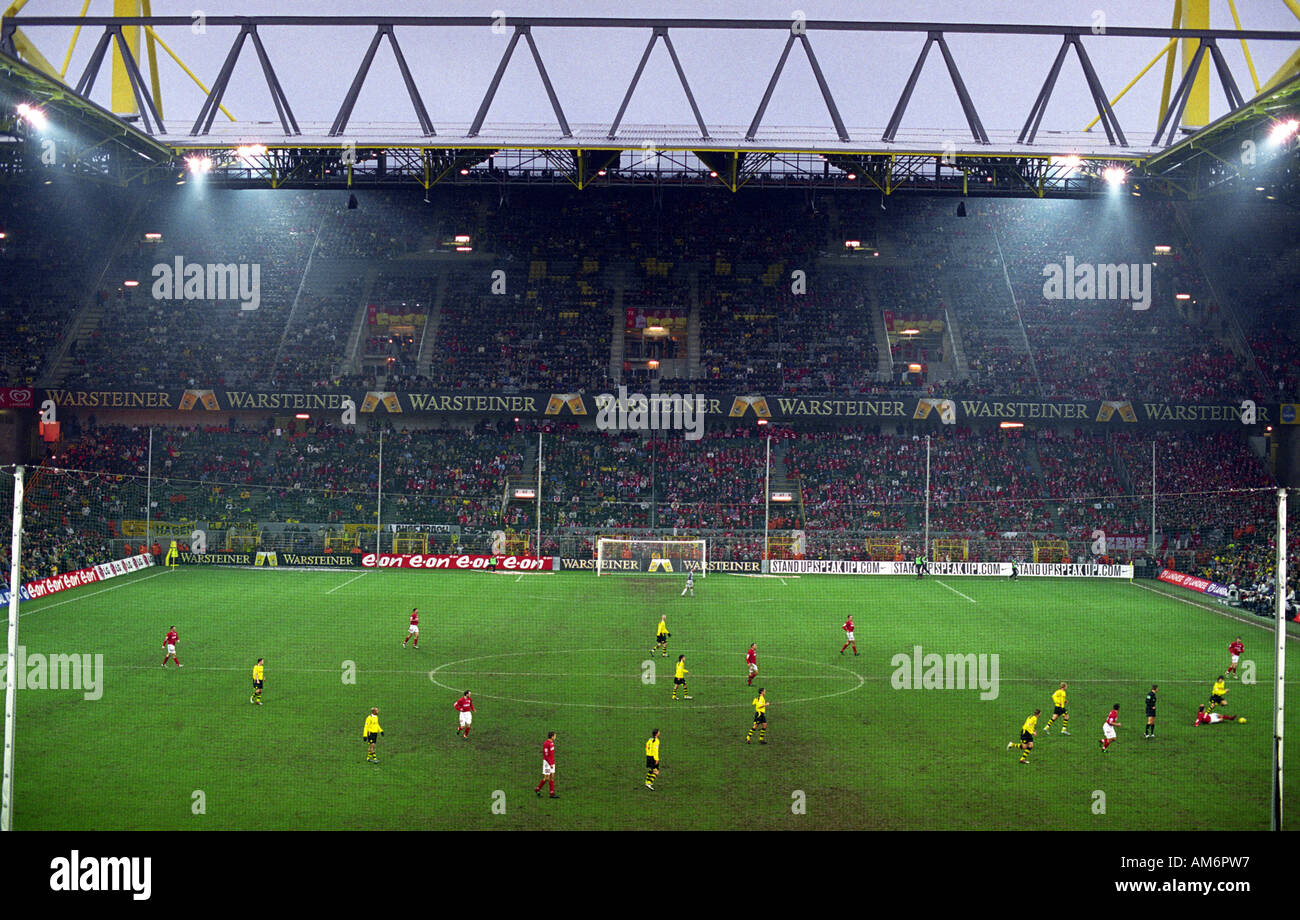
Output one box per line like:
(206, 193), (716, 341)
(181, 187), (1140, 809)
(252, 680), (263, 690)
(1146, 708), (1156, 718)
(1020, 730), (1034, 743)
(656, 634), (668, 643)
(645, 756), (658, 770)
(1052, 706), (1066, 716)
(1211, 694), (1225, 704)
(365, 732), (379, 743)
(753, 713), (767, 724)
(674, 677), (685, 685)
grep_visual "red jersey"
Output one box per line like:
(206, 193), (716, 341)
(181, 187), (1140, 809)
(746, 647), (757, 666)
(165, 630), (178, 646)
(453, 696), (474, 713)
(842, 620), (854, 633)
(1194, 711), (1213, 726)
(542, 739), (555, 765)
(1229, 640), (1244, 656)
(1106, 709), (1119, 726)
(410, 611), (419, 627)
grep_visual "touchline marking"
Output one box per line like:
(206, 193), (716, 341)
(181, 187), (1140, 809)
(112, 664), (1230, 684)
(324, 571), (368, 595)
(1131, 580), (1299, 641)
(427, 648), (866, 710)
(934, 579), (978, 604)
(17, 568), (171, 618)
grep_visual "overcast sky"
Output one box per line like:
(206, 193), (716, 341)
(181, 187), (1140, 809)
(17, 1), (1300, 139)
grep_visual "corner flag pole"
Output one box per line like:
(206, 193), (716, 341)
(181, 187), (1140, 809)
(536, 431), (542, 556)
(1274, 488), (1284, 831)
(145, 427), (153, 551)
(763, 434), (771, 562)
(375, 429), (383, 555)
(1150, 441), (1157, 556)
(2, 465), (24, 832)
(924, 435), (931, 559)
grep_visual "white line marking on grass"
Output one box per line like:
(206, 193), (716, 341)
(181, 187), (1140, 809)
(427, 649), (866, 710)
(112, 664), (1231, 684)
(934, 579), (977, 604)
(1131, 581), (1299, 640)
(18, 569), (171, 618)
(324, 571), (368, 595)
(516, 574), (524, 582)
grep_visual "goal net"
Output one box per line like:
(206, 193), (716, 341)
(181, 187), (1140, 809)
(596, 538), (707, 576)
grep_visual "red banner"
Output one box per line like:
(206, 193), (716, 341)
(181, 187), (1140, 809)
(360, 553), (554, 571)
(1157, 568), (1231, 599)
(0, 387), (34, 408)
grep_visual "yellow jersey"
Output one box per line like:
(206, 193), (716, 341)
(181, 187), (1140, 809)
(252, 663), (264, 682)
(645, 736), (660, 759)
(1022, 713), (1038, 735)
(363, 714), (383, 736)
(674, 661), (688, 679)
(753, 695), (767, 715)
(1212, 680), (1227, 697)
(657, 621), (669, 637)
(1051, 688), (1067, 709)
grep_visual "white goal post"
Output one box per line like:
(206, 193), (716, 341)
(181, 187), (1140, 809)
(596, 538), (707, 577)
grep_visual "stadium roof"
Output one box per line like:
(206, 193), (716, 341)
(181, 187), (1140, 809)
(3, 14), (1298, 197)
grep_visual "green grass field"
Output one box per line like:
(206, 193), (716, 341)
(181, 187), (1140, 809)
(7, 565), (1298, 830)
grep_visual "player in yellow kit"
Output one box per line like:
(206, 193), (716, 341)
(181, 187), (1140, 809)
(746, 689), (770, 744)
(1208, 676), (1228, 711)
(363, 707), (384, 763)
(672, 655), (691, 700)
(653, 615), (670, 658)
(644, 729), (661, 789)
(1042, 681), (1070, 735)
(250, 658), (265, 705)
(1008, 709), (1040, 764)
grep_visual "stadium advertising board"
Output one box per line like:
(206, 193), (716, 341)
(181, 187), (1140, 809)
(771, 560), (1133, 578)
(0, 552), (155, 605)
(177, 552), (254, 565)
(560, 558), (761, 573)
(360, 553), (555, 571)
(1157, 568), (1232, 599)
(38, 387), (1280, 430)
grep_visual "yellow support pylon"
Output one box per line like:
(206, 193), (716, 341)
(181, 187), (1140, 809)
(111, 0), (141, 117)
(1089, 1), (1291, 135)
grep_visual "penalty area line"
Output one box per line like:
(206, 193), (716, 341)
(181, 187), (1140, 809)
(18, 568), (172, 618)
(934, 579), (977, 604)
(1130, 580), (1300, 641)
(324, 571), (369, 595)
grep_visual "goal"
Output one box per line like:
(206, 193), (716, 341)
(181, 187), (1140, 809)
(596, 538), (707, 576)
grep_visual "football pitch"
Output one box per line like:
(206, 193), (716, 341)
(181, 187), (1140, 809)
(7, 566), (1298, 831)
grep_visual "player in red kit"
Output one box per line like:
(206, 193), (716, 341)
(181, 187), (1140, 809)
(1099, 703), (1121, 752)
(535, 731), (558, 798)
(840, 616), (858, 656)
(1227, 637), (1244, 677)
(746, 643), (758, 686)
(454, 690), (476, 739)
(1194, 705), (1243, 726)
(402, 607), (420, 648)
(161, 627), (182, 668)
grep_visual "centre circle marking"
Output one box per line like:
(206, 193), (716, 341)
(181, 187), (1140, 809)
(428, 647), (866, 710)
